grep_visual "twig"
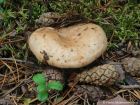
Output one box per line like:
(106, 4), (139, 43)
(11, 96), (18, 105)
(116, 53), (131, 60)
(1, 60), (17, 83)
(0, 76), (32, 98)
(0, 70), (7, 88)
(55, 81), (78, 105)
(63, 81), (78, 98)
(56, 95), (80, 105)
(12, 54), (20, 82)
(0, 58), (34, 64)
(118, 85), (140, 89)
(0, 38), (25, 45)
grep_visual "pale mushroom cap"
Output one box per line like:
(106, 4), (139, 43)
(28, 23), (107, 68)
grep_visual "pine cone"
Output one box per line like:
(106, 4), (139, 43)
(43, 67), (64, 83)
(35, 12), (61, 26)
(76, 64), (119, 85)
(122, 57), (140, 76)
(74, 85), (105, 101)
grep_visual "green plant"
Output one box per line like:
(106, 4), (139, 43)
(0, 0), (5, 4)
(32, 73), (63, 102)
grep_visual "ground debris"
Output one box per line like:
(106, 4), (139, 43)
(73, 85), (105, 101)
(97, 95), (134, 105)
(0, 96), (14, 105)
(132, 50), (140, 58)
(35, 12), (84, 28)
(122, 57), (140, 76)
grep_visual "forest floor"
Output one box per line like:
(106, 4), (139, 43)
(0, 0), (140, 105)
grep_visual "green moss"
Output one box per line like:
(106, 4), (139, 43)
(49, 0), (140, 48)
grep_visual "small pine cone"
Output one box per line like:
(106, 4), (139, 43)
(122, 57), (140, 76)
(43, 67), (64, 84)
(74, 85), (105, 101)
(76, 64), (119, 86)
(35, 12), (61, 26)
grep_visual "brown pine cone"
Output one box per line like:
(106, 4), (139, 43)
(76, 64), (120, 86)
(122, 57), (140, 76)
(35, 12), (61, 26)
(73, 85), (105, 101)
(43, 67), (64, 84)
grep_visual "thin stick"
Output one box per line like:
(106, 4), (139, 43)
(0, 76), (32, 98)
(1, 60), (17, 83)
(0, 70), (7, 88)
(118, 85), (140, 89)
(0, 58), (33, 64)
(0, 38), (25, 45)
(12, 54), (20, 82)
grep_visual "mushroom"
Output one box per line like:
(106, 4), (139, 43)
(28, 23), (107, 68)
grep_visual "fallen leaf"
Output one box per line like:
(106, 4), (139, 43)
(23, 98), (32, 105)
